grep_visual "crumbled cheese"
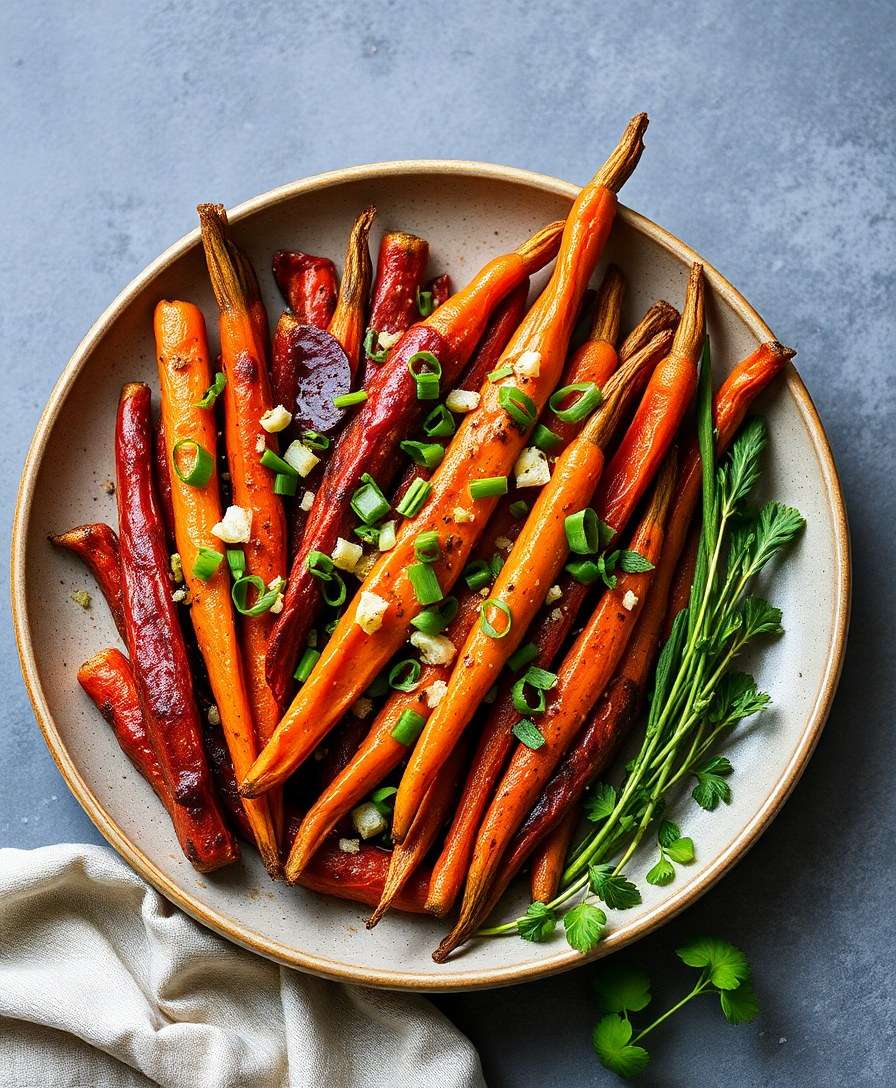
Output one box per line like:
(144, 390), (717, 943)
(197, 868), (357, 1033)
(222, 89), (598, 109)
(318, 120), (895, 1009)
(425, 679), (448, 708)
(283, 441), (320, 478)
(452, 506), (475, 524)
(622, 590), (639, 611)
(71, 590), (91, 610)
(299, 489), (315, 512)
(206, 705), (221, 727)
(338, 837), (361, 854)
(170, 552), (184, 584)
(410, 631), (456, 666)
(445, 388), (480, 413)
(514, 350), (541, 378)
(514, 446), (552, 488)
(255, 434), (267, 454)
(332, 536), (363, 572)
(545, 584), (563, 604)
(260, 404), (293, 432)
(377, 329), (402, 350)
(353, 697), (374, 719)
(267, 577), (286, 614)
(377, 520), (397, 552)
(171, 588), (188, 604)
(352, 802), (387, 840)
(356, 590), (389, 634)
(211, 505), (252, 544)
(495, 535), (513, 552)
(354, 551), (377, 580)
(550, 608), (563, 622)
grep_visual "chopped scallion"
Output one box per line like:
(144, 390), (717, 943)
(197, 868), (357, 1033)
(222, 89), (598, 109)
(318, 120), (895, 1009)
(509, 499), (530, 519)
(391, 708), (426, 744)
(400, 440), (445, 469)
(260, 448), (299, 477)
(413, 531), (441, 563)
(480, 598), (513, 638)
(172, 439), (214, 487)
(333, 390), (368, 409)
(410, 596), (458, 635)
(293, 647), (320, 683)
(513, 718), (545, 750)
(498, 385), (537, 428)
(395, 478), (431, 517)
(388, 658), (422, 692)
(565, 507), (600, 554)
(408, 562), (443, 605)
(507, 642), (539, 672)
(469, 475), (509, 500)
(274, 472), (298, 496)
(195, 371), (226, 409)
(416, 287), (435, 317)
(363, 327), (387, 363)
(422, 403), (456, 438)
(192, 547), (223, 582)
(549, 381), (602, 422)
(463, 559), (492, 591)
(531, 423), (563, 452)
(351, 473), (390, 525)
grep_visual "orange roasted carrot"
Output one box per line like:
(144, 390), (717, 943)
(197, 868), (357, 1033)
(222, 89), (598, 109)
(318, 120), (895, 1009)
(530, 808), (578, 903)
(154, 299), (279, 873)
(245, 114), (649, 799)
(366, 740), (467, 928)
(391, 343), (659, 843)
(49, 523), (127, 640)
(433, 457), (676, 961)
(198, 206), (288, 757)
(595, 263), (704, 534)
(328, 206), (376, 377)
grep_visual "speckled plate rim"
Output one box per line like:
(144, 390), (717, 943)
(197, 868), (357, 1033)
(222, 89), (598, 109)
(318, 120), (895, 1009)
(11, 160), (851, 992)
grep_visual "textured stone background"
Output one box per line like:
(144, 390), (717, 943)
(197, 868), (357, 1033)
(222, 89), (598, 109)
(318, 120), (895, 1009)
(3, 1), (894, 1084)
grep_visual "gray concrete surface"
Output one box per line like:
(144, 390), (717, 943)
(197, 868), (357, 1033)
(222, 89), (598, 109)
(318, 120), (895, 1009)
(3, 1), (894, 1084)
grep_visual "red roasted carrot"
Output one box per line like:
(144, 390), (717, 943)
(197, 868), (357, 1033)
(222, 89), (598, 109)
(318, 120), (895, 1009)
(427, 273), (452, 310)
(198, 205), (288, 751)
(272, 250), (339, 328)
(328, 207), (376, 377)
(78, 647), (239, 870)
(530, 808), (579, 903)
(366, 230), (430, 345)
(115, 382), (236, 868)
(265, 219), (565, 705)
(153, 419), (177, 544)
(49, 524), (127, 639)
(433, 457), (676, 961)
(391, 342), (659, 843)
(248, 115), (650, 797)
(294, 837), (431, 913)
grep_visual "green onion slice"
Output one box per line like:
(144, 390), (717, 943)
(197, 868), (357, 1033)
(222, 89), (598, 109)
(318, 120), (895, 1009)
(498, 385), (537, 428)
(395, 478), (431, 518)
(469, 475), (508, 500)
(422, 403), (456, 438)
(226, 549), (246, 577)
(195, 371), (227, 409)
(525, 666), (558, 690)
(388, 658), (422, 692)
(274, 472), (298, 496)
(509, 500), (530, 519)
(513, 718), (545, 750)
(507, 641), (539, 672)
(416, 287), (435, 317)
(333, 390), (368, 409)
(549, 382), (602, 422)
(531, 423), (563, 452)
(413, 531), (441, 563)
(407, 351), (441, 401)
(260, 448), (299, 477)
(293, 647), (320, 683)
(231, 574), (283, 616)
(172, 439), (214, 487)
(480, 598), (513, 639)
(300, 429), (330, 451)
(307, 551), (335, 579)
(408, 561), (443, 605)
(366, 673), (390, 699)
(363, 328), (387, 363)
(463, 560), (492, 591)
(410, 596), (458, 635)
(565, 507), (600, 554)
(489, 552), (504, 579)
(321, 570), (346, 607)
(488, 364), (514, 382)
(351, 473), (390, 525)
(192, 546), (223, 582)
(565, 558), (602, 584)
(354, 524), (381, 546)
(511, 678), (546, 714)
(400, 440), (445, 469)
(391, 708), (426, 745)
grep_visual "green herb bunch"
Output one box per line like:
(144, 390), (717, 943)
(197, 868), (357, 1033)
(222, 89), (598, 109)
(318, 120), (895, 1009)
(482, 345), (805, 951)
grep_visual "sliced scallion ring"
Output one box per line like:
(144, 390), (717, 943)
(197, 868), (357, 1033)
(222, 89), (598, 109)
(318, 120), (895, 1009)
(498, 385), (537, 428)
(413, 531), (441, 563)
(549, 381), (602, 422)
(363, 327), (387, 362)
(479, 598), (513, 639)
(388, 658), (422, 692)
(422, 403), (456, 438)
(232, 574), (283, 616)
(408, 561), (443, 605)
(410, 596), (458, 635)
(195, 371), (226, 409)
(192, 547), (223, 582)
(391, 708), (425, 744)
(172, 439), (214, 487)
(565, 507), (600, 554)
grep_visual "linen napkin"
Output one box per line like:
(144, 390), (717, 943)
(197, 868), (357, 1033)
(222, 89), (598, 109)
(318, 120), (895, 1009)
(0, 844), (486, 1088)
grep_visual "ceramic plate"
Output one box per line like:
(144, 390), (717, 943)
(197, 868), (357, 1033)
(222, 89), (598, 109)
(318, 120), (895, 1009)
(12, 162), (850, 990)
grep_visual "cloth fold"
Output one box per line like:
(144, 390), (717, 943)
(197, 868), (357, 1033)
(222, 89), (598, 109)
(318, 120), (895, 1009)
(0, 844), (485, 1088)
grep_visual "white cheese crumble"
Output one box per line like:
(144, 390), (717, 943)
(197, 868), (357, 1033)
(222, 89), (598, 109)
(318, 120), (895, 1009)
(255, 434), (266, 454)
(377, 329), (402, 350)
(267, 577), (286, 614)
(260, 404), (293, 432)
(622, 590), (639, 611)
(299, 489), (315, 512)
(338, 837), (360, 854)
(545, 584), (563, 604)
(355, 590), (389, 634)
(550, 608), (563, 622)
(352, 697), (374, 719)
(514, 350), (542, 378)
(514, 446), (552, 488)
(331, 536), (363, 572)
(424, 679), (448, 708)
(171, 588), (188, 604)
(410, 631), (457, 666)
(452, 506), (475, 524)
(211, 505), (253, 543)
(283, 441), (320, 478)
(445, 388), (480, 413)
(352, 802), (387, 840)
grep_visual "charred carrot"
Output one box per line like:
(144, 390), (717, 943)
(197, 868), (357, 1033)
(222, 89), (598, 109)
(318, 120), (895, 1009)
(530, 807), (579, 903)
(155, 299), (279, 873)
(427, 273), (452, 310)
(315, 711), (370, 789)
(198, 205), (288, 754)
(115, 383), (235, 860)
(249, 115), (650, 796)
(327, 206), (376, 376)
(265, 219), (565, 705)
(78, 647), (239, 870)
(391, 342), (659, 843)
(293, 836), (431, 913)
(366, 230), (430, 346)
(367, 740), (467, 928)
(272, 250), (339, 328)
(153, 419), (176, 544)
(49, 523), (126, 639)
(433, 457), (676, 961)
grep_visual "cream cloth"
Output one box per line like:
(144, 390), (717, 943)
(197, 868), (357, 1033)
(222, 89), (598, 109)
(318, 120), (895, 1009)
(0, 844), (485, 1088)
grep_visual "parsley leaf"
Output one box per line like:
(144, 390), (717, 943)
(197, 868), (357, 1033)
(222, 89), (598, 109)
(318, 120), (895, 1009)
(692, 756), (734, 810)
(722, 417), (766, 512)
(592, 1014), (650, 1078)
(517, 901), (557, 943)
(618, 550), (655, 573)
(594, 963), (652, 1012)
(740, 596), (784, 641)
(563, 902), (607, 952)
(709, 671), (771, 725)
(646, 856), (675, 885)
(744, 501), (805, 576)
(720, 978), (760, 1023)
(676, 937), (750, 990)
(589, 864), (642, 910)
(585, 782), (617, 823)
(658, 819), (681, 848)
(665, 837), (695, 864)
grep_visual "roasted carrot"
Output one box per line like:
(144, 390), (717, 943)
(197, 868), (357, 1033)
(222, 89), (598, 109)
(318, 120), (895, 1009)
(595, 263), (704, 534)
(115, 382), (235, 869)
(265, 219), (565, 705)
(433, 456), (676, 960)
(154, 299), (280, 873)
(248, 115), (650, 797)
(427, 273), (452, 310)
(530, 807), (579, 903)
(367, 230), (430, 344)
(78, 647), (239, 870)
(294, 837), (431, 914)
(153, 418), (177, 544)
(367, 740), (468, 928)
(272, 250), (339, 327)
(391, 342), (659, 843)
(327, 206), (376, 376)
(198, 205), (288, 753)
(49, 523), (126, 639)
